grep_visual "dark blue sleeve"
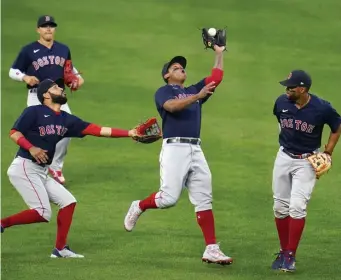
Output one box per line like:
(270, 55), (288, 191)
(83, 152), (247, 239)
(154, 87), (175, 109)
(12, 47), (31, 72)
(64, 114), (91, 138)
(187, 79), (211, 104)
(12, 107), (37, 134)
(324, 102), (341, 133)
(192, 79), (206, 92)
(273, 97), (281, 122)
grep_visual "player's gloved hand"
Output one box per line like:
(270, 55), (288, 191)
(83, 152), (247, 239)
(201, 28), (227, 51)
(197, 81), (216, 99)
(132, 117), (162, 144)
(306, 152), (332, 179)
(64, 60), (81, 92)
(29, 147), (49, 164)
(23, 75), (40, 87)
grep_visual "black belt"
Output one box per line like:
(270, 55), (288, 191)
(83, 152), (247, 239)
(282, 148), (313, 159)
(166, 137), (201, 145)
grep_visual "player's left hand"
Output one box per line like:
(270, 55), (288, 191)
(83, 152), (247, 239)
(132, 117), (162, 144)
(201, 28), (227, 51)
(214, 45), (226, 53)
(306, 152), (332, 179)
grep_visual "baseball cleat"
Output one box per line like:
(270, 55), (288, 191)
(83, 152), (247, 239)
(50, 245), (84, 258)
(271, 251), (284, 270)
(281, 251), (296, 272)
(202, 244), (233, 265)
(124, 200), (143, 232)
(48, 168), (66, 185)
(1, 225), (4, 233)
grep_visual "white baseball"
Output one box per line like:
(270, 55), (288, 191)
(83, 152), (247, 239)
(208, 28), (217, 36)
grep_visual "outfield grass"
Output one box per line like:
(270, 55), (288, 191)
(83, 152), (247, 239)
(1, 0), (341, 279)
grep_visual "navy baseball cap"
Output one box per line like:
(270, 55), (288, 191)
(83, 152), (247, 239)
(37, 79), (57, 103)
(161, 56), (187, 83)
(37, 15), (57, 27)
(279, 70), (312, 88)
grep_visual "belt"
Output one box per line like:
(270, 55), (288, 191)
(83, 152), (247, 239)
(29, 88), (37, 93)
(282, 148), (313, 159)
(166, 137), (201, 145)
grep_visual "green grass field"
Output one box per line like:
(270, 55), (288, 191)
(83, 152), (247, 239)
(1, 0), (341, 279)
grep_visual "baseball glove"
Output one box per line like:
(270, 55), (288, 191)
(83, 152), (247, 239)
(306, 152), (332, 179)
(201, 28), (227, 50)
(132, 117), (162, 144)
(64, 60), (80, 91)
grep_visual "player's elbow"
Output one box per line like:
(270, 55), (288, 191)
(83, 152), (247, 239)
(163, 101), (177, 113)
(10, 130), (22, 142)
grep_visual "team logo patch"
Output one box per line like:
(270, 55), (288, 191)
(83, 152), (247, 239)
(45, 16), (50, 21)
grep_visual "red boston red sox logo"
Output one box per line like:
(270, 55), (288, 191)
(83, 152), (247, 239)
(39, 125), (68, 137)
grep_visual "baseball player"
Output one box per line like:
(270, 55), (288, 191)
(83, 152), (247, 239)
(9, 15), (84, 185)
(0, 79), (138, 258)
(271, 70), (341, 272)
(124, 45), (233, 265)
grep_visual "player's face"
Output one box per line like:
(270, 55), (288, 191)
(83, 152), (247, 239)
(46, 84), (67, 105)
(37, 25), (56, 41)
(286, 86), (305, 101)
(167, 63), (187, 83)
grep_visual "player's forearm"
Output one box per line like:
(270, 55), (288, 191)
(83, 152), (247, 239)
(10, 130), (34, 150)
(324, 125), (341, 155)
(82, 124), (134, 137)
(9, 68), (25, 82)
(205, 68), (224, 87)
(164, 95), (200, 113)
(213, 52), (223, 70)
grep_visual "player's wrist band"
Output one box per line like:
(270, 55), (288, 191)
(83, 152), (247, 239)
(17, 136), (34, 150)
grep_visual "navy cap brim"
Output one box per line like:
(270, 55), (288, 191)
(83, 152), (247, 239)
(38, 21), (57, 27)
(279, 79), (301, 87)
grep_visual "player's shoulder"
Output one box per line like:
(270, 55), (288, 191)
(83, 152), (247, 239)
(309, 93), (332, 107)
(274, 93), (288, 104)
(19, 41), (40, 51)
(53, 41), (70, 50)
(155, 84), (173, 95)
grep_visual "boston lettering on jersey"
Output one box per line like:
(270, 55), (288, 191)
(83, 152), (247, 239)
(155, 80), (208, 138)
(12, 105), (90, 165)
(273, 93), (341, 154)
(12, 41), (71, 89)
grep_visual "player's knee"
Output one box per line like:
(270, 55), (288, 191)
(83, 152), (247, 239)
(273, 200), (289, 218)
(35, 206), (52, 222)
(289, 198), (307, 219)
(58, 194), (77, 209)
(192, 193), (212, 212)
(155, 191), (178, 209)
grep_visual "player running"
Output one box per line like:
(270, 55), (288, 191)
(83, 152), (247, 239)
(271, 70), (341, 272)
(124, 42), (234, 265)
(1, 79), (138, 258)
(9, 15), (84, 185)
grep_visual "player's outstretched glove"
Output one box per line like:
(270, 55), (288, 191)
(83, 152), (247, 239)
(306, 152), (332, 179)
(132, 117), (162, 144)
(201, 28), (227, 50)
(64, 60), (81, 92)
